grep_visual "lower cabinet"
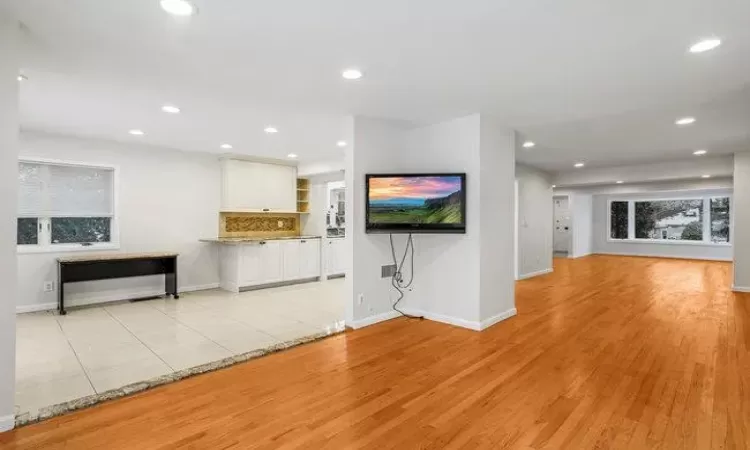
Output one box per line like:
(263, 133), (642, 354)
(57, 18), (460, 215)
(326, 238), (346, 276)
(298, 239), (321, 279)
(235, 239), (321, 289)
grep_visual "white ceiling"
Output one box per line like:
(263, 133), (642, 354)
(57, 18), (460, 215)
(5, 0), (750, 171)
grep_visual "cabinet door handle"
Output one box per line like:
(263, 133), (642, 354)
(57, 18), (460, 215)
(300, 240), (306, 243)
(262, 208), (270, 212)
(259, 241), (266, 245)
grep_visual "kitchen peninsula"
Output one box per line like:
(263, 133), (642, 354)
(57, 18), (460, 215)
(202, 236), (322, 292)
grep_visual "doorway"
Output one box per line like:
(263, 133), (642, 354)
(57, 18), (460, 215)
(553, 195), (572, 257)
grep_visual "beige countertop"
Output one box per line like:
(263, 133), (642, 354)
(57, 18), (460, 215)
(199, 236), (322, 244)
(58, 252), (178, 263)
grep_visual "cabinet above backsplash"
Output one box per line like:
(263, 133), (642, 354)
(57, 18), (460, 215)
(220, 159), (298, 212)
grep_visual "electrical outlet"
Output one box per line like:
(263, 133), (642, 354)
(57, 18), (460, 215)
(357, 293), (364, 305)
(43, 281), (54, 292)
(381, 264), (397, 278)
(277, 220), (284, 228)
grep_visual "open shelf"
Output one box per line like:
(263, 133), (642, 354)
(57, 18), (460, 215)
(296, 178), (310, 213)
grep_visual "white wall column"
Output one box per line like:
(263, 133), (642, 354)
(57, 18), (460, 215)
(345, 114), (516, 330)
(0, 18), (20, 432)
(733, 152), (750, 291)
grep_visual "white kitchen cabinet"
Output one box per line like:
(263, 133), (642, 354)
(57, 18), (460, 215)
(326, 238), (347, 276)
(298, 239), (321, 279)
(217, 239), (322, 292)
(281, 240), (301, 280)
(258, 241), (283, 284)
(221, 159), (297, 211)
(239, 244), (263, 286)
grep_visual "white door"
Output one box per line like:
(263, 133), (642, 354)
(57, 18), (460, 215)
(259, 241), (283, 283)
(239, 244), (263, 286)
(553, 196), (571, 253)
(281, 240), (301, 281)
(299, 239), (321, 278)
(326, 239), (336, 276)
(326, 239), (343, 276)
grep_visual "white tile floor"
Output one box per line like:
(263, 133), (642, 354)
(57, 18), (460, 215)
(15, 279), (345, 416)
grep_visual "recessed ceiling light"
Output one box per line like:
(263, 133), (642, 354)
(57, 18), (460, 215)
(689, 38), (721, 53)
(129, 129), (144, 136)
(160, 0), (195, 16)
(220, 143), (233, 149)
(342, 69), (363, 80)
(552, 185), (557, 188)
(675, 117), (696, 126)
(693, 149), (707, 155)
(522, 141), (535, 148)
(161, 105), (180, 114)
(337, 141), (347, 147)
(574, 162), (585, 168)
(17, 74), (27, 81)
(264, 127), (278, 134)
(616, 181), (624, 184)
(702, 174), (711, 178)
(287, 153), (298, 159)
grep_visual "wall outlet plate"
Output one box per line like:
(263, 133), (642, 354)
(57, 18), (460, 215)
(43, 281), (54, 292)
(357, 293), (364, 305)
(381, 264), (397, 278)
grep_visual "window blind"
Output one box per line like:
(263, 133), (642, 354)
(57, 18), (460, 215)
(18, 162), (114, 218)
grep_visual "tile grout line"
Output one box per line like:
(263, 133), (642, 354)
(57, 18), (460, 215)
(53, 312), (97, 396)
(101, 307), (177, 374)
(154, 294), (285, 350)
(136, 295), (241, 354)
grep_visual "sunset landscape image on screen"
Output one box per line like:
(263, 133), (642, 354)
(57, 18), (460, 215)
(368, 176), (463, 224)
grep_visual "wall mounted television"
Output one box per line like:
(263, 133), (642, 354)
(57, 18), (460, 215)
(365, 173), (466, 234)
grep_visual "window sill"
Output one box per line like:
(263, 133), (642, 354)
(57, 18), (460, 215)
(17, 243), (121, 254)
(606, 239), (730, 247)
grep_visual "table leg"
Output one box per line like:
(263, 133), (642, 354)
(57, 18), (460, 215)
(58, 265), (66, 315)
(165, 260), (178, 299)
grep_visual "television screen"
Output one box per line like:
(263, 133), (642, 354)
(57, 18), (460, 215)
(366, 173), (466, 234)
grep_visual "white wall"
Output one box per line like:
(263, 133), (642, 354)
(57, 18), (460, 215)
(346, 114), (516, 331)
(570, 193), (593, 258)
(734, 152), (750, 289)
(516, 164), (553, 278)
(0, 18), (20, 432)
(554, 156), (734, 187)
(301, 171), (344, 237)
(17, 132), (221, 311)
(591, 188), (733, 261)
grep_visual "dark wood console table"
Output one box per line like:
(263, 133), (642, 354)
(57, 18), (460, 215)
(57, 252), (179, 315)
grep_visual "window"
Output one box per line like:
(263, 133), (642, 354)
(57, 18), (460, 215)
(635, 200), (703, 241)
(610, 201), (628, 239)
(608, 195), (730, 244)
(710, 197), (730, 243)
(18, 160), (117, 252)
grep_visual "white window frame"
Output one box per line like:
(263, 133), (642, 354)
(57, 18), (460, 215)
(606, 195), (732, 247)
(17, 157), (120, 254)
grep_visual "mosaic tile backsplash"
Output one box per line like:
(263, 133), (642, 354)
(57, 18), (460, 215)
(219, 212), (300, 237)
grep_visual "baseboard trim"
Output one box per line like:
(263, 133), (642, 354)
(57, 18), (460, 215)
(595, 252), (732, 262)
(0, 414), (14, 433)
(16, 283), (220, 314)
(732, 285), (750, 293)
(400, 308), (482, 331)
(518, 268), (553, 280)
(348, 310), (402, 329)
(239, 277), (320, 292)
(480, 308), (518, 330)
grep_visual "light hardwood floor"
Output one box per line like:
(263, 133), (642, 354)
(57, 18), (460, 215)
(2, 256), (748, 449)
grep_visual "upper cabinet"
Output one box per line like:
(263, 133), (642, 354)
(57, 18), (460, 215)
(221, 159), (297, 212)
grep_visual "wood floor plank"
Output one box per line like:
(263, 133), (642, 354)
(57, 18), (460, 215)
(1, 255), (748, 449)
